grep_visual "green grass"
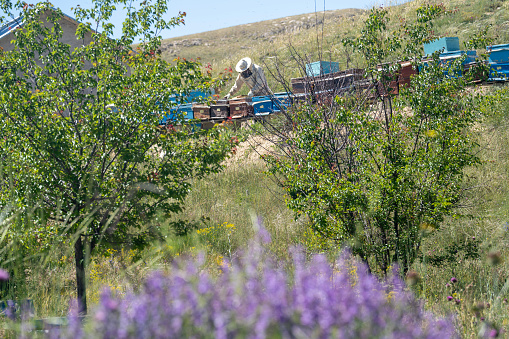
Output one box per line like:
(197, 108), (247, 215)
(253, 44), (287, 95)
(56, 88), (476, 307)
(2, 86), (509, 337)
(409, 84), (509, 337)
(5, 1), (509, 336)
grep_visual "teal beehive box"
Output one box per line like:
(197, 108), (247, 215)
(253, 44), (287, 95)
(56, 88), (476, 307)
(487, 44), (509, 63)
(424, 37), (460, 56)
(305, 61), (340, 77)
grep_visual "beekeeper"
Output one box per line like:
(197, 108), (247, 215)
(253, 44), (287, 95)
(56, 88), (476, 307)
(224, 57), (272, 99)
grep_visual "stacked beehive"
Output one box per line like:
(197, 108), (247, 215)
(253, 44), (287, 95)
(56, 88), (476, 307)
(487, 43), (509, 81)
(291, 61), (364, 104)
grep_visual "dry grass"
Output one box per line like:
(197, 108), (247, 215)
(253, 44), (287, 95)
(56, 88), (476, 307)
(158, 0), (509, 96)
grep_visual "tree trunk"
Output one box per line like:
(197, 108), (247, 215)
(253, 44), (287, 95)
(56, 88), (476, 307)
(74, 236), (87, 315)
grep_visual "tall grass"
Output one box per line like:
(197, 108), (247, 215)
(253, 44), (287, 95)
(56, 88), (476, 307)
(166, 131), (305, 260)
(408, 84), (509, 338)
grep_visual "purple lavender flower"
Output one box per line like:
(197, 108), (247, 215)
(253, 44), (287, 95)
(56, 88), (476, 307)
(489, 329), (498, 338)
(54, 230), (457, 339)
(450, 277), (458, 283)
(5, 300), (16, 320)
(447, 296), (453, 301)
(0, 269), (9, 281)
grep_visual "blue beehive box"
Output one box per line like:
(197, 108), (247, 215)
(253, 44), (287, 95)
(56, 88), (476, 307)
(188, 89), (214, 102)
(161, 103), (193, 124)
(438, 50), (477, 78)
(272, 93), (292, 111)
(170, 89), (214, 105)
(305, 61), (340, 77)
(424, 37), (460, 56)
(440, 50), (477, 65)
(253, 100), (273, 115)
(252, 95), (272, 102)
(488, 44), (509, 63)
(489, 63), (509, 81)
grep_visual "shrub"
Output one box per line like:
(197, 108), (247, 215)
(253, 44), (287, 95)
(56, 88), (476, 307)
(261, 4), (486, 275)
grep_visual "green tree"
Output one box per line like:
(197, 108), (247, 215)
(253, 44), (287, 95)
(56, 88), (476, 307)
(0, 0), (235, 314)
(262, 5), (485, 274)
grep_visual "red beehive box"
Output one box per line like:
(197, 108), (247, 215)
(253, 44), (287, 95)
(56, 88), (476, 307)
(376, 63), (399, 96)
(398, 61), (418, 88)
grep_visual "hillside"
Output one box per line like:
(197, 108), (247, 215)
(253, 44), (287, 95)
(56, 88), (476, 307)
(159, 8), (365, 64)
(159, 0), (509, 95)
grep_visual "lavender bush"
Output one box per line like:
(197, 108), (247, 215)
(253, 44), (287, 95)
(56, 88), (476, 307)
(55, 233), (456, 339)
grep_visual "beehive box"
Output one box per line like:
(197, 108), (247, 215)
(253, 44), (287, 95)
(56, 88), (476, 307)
(488, 44), (509, 63)
(388, 80), (399, 95)
(351, 79), (375, 99)
(315, 91), (335, 106)
(440, 50), (477, 64)
(463, 62), (487, 83)
(187, 89), (215, 102)
(229, 102), (253, 118)
(305, 61), (340, 77)
(252, 95), (272, 102)
(376, 81), (399, 96)
(398, 62), (418, 89)
(292, 68), (364, 94)
(291, 77), (314, 94)
(423, 37), (460, 56)
(489, 63), (509, 81)
(332, 72), (364, 90)
(169, 89), (214, 105)
(440, 51), (477, 78)
(253, 100), (273, 115)
(192, 104), (210, 120)
(292, 93), (309, 103)
(228, 96), (252, 104)
(161, 104), (193, 124)
(210, 104), (229, 119)
(272, 93), (292, 111)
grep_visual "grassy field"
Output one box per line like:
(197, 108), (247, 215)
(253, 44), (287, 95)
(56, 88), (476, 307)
(159, 0), (509, 96)
(3, 82), (509, 335)
(3, 0), (509, 337)
(2, 90), (509, 337)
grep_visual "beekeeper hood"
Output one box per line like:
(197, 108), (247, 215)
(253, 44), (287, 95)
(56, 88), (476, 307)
(236, 57), (252, 73)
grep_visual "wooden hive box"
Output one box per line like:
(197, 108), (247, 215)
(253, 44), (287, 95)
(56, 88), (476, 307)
(192, 104), (210, 120)
(398, 62), (418, 88)
(210, 102), (229, 119)
(292, 68), (364, 94)
(229, 102), (253, 118)
(291, 77), (315, 94)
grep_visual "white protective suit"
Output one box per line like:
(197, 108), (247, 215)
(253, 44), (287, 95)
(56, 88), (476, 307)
(227, 62), (272, 98)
